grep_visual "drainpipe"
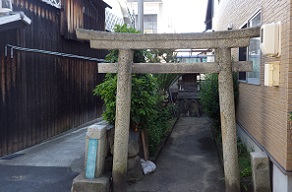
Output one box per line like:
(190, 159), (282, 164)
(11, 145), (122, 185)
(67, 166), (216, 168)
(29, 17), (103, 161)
(137, 0), (144, 33)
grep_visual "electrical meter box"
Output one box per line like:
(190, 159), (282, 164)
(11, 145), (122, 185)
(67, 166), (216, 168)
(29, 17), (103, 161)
(260, 22), (281, 57)
(264, 61), (280, 87)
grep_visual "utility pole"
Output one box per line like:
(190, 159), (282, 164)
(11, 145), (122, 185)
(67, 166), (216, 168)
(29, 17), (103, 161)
(138, 0), (144, 33)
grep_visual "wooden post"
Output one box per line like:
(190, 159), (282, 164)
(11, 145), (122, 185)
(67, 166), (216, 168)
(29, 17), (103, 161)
(112, 49), (134, 192)
(217, 48), (240, 192)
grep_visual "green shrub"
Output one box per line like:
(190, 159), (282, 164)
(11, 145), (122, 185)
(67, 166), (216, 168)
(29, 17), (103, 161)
(94, 24), (157, 126)
(199, 72), (238, 125)
(146, 104), (173, 155)
(93, 24), (174, 154)
(199, 73), (220, 120)
(237, 138), (252, 178)
(94, 73), (117, 124)
(105, 24), (147, 63)
(94, 73), (158, 127)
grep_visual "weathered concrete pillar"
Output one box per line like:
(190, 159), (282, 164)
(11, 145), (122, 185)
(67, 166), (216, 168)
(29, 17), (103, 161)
(85, 123), (107, 178)
(251, 152), (271, 192)
(112, 49), (134, 192)
(217, 48), (240, 192)
(72, 122), (111, 192)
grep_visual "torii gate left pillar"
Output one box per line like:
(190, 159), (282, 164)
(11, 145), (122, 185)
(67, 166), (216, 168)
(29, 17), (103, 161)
(76, 27), (260, 192)
(111, 49), (134, 191)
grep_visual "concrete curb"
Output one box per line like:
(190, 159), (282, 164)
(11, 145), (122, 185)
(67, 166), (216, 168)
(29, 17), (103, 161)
(149, 117), (179, 163)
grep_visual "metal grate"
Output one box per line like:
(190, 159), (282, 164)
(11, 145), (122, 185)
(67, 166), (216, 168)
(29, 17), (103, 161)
(41, 0), (61, 9)
(105, 9), (124, 32)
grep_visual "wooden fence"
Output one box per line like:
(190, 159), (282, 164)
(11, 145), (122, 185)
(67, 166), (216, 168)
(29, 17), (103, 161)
(0, 0), (107, 157)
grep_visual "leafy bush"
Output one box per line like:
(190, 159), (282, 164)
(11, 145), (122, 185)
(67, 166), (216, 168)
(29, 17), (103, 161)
(237, 138), (252, 178)
(94, 24), (157, 127)
(146, 103), (173, 155)
(105, 24), (146, 63)
(199, 73), (220, 120)
(199, 72), (238, 124)
(94, 73), (117, 124)
(146, 48), (180, 96)
(94, 73), (158, 127)
(93, 24), (174, 154)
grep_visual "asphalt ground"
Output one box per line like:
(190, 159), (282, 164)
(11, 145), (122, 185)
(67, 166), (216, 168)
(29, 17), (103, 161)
(0, 119), (96, 192)
(0, 165), (77, 192)
(127, 117), (225, 192)
(0, 117), (224, 192)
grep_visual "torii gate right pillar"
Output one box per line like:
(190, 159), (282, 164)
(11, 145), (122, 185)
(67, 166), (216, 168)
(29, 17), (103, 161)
(217, 48), (240, 191)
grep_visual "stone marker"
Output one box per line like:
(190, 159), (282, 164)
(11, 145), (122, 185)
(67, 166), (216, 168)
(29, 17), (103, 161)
(251, 152), (271, 192)
(85, 124), (107, 178)
(71, 122), (111, 192)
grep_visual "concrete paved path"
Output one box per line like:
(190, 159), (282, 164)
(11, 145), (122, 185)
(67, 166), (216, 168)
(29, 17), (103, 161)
(0, 116), (224, 192)
(0, 121), (92, 192)
(127, 116), (225, 192)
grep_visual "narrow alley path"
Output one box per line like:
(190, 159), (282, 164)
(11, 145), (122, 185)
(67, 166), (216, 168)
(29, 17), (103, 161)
(0, 117), (224, 192)
(127, 116), (225, 192)
(0, 124), (88, 192)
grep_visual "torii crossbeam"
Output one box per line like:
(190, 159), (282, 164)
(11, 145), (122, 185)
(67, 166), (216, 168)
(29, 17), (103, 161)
(77, 27), (260, 192)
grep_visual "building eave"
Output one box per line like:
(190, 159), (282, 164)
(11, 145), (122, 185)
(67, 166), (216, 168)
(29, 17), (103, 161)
(0, 12), (31, 32)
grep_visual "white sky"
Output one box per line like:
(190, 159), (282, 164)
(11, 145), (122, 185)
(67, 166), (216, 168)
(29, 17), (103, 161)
(104, 0), (208, 33)
(168, 0), (208, 33)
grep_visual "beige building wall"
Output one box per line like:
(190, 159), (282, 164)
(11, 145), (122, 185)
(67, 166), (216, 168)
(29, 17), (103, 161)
(213, 0), (292, 171)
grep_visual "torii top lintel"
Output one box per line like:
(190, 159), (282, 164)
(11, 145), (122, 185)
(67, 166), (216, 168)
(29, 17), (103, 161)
(76, 27), (260, 50)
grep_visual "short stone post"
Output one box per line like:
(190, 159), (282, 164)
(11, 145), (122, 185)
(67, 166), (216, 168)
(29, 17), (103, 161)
(85, 124), (107, 178)
(71, 122), (110, 192)
(251, 152), (271, 192)
(217, 48), (240, 192)
(112, 49), (134, 192)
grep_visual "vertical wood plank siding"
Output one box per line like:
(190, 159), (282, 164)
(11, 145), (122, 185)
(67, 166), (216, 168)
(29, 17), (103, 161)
(0, 0), (107, 157)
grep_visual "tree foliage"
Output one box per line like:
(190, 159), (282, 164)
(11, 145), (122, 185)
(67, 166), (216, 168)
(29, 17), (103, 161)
(146, 49), (181, 95)
(94, 24), (174, 154)
(94, 24), (157, 127)
(105, 24), (146, 63)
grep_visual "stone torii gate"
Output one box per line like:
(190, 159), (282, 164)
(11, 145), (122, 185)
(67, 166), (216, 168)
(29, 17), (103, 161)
(76, 27), (260, 192)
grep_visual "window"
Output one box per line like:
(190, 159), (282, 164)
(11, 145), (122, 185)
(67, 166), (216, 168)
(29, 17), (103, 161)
(238, 11), (261, 84)
(1, 0), (12, 10)
(135, 14), (157, 33)
(144, 14), (157, 33)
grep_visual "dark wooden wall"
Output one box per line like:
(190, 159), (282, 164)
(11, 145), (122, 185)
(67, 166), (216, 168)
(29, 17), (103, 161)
(0, 0), (107, 157)
(61, 0), (108, 39)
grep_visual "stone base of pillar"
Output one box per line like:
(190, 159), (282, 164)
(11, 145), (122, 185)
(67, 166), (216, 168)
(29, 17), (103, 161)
(71, 172), (110, 192)
(127, 155), (144, 182)
(251, 152), (271, 192)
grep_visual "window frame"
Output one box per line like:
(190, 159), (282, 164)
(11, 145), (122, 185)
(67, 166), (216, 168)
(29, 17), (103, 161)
(135, 14), (158, 34)
(238, 10), (262, 85)
(1, 0), (12, 10)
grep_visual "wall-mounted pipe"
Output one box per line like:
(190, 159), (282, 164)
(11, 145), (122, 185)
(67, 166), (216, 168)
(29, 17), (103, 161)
(5, 44), (106, 62)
